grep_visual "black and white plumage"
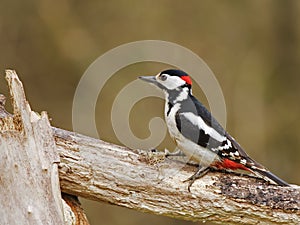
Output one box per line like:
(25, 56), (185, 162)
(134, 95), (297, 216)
(139, 69), (289, 190)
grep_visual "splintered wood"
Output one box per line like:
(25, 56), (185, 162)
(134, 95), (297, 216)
(0, 70), (64, 225)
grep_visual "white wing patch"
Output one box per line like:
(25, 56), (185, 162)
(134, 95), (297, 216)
(240, 159), (247, 165)
(181, 112), (226, 142)
(222, 139), (232, 149)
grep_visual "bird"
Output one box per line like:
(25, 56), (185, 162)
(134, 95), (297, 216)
(139, 69), (290, 191)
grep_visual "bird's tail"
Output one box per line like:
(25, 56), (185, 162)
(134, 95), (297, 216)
(251, 167), (290, 186)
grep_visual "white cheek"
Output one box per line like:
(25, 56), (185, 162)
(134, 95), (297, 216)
(159, 76), (186, 90)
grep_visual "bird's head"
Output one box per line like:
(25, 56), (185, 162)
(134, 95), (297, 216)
(139, 69), (192, 93)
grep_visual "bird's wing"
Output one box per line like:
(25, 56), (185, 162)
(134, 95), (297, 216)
(189, 96), (225, 135)
(175, 111), (225, 150)
(218, 131), (264, 169)
(180, 95), (289, 186)
(184, 95), (264, 168)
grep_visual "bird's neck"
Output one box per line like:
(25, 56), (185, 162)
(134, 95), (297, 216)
(165, 87), (191, 105)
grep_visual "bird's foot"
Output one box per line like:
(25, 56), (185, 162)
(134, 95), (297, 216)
(183, 166), (210, 192)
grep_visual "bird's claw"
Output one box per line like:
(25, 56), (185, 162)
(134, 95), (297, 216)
(183, 167), (210, 192)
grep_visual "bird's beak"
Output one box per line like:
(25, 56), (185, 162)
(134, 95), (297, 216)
(138, 76), (157, 85)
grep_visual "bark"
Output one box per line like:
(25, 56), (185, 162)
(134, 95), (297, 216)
(0, 70), (64, 225)
(54, 127), (300, 225)
(1, 70), (299, 225)
(0, 70), (88, 225)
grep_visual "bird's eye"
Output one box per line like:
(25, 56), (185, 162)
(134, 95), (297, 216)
(160, 74), (167, 81)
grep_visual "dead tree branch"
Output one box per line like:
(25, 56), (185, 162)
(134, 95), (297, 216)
(0, 70), (88, 225)
(0, 70), (65, 225)
(54, 127), (299, 224)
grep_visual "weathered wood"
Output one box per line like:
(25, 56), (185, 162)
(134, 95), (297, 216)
(0, 70), (64, 225)
(0, 70), (86, 225)
(1, 70), (299, 225)
(54, 126), (300, 225)
(62, 194), (90, 225)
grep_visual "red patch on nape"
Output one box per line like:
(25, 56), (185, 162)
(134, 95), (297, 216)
(214, 159), (249, 171)
(180, 76), (192, 85)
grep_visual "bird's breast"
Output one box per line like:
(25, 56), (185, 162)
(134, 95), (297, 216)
(164, 102), (219, 166)
(165, 102), (181, 139)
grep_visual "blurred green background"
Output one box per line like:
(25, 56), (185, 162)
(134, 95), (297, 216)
(1, 1), (299, 225)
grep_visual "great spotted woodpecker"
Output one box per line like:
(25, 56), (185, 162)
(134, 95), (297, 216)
(139, 69), (289, 190)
